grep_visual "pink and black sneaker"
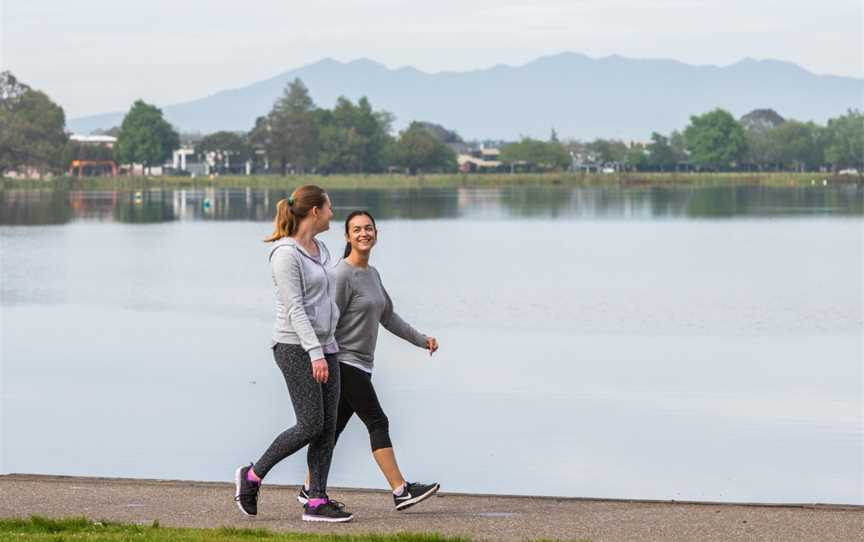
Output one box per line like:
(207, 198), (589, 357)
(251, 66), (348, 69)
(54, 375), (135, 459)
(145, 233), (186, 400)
(302, 499), (353, 522)
(234, 463), (260, 516)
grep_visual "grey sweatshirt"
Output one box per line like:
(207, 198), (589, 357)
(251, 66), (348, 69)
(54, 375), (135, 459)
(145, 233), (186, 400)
(268, 237), (339, 361)
(334, 260), (427, 373)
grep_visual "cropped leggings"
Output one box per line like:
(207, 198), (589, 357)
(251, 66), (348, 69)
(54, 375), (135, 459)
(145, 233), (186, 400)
(335, 362), (392, 451)
(253, 343), (340, 499)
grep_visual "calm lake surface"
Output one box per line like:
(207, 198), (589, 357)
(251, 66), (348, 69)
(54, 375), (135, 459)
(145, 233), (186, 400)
(1, 185), (862, 505)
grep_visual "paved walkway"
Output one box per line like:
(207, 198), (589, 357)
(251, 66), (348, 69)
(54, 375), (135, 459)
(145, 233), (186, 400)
(1, 474), (861, 542)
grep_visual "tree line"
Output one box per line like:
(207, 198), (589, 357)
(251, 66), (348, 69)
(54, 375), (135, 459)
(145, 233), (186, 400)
(243, 79), (455, 174)
(575, 108), (863, 173)
(502, 108), (862, 173)
(1, 69), (861, 177)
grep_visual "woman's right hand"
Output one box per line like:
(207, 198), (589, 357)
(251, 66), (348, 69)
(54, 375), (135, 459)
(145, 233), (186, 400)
(311, 358), (329, 383)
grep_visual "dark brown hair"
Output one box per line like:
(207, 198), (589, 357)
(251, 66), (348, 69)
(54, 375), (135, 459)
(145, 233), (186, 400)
(343, 210), (377, 258)
(264, 185), (328, 242)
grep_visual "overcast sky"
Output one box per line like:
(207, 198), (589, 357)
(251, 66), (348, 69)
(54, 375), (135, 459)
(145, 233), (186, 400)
(1, 0), (861, 118)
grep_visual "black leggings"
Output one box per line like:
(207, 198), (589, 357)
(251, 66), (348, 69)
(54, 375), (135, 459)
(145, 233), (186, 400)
(335, 363), (392, 451)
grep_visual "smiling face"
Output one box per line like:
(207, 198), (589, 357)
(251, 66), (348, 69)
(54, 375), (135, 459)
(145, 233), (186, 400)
(346, 213), (377, 254)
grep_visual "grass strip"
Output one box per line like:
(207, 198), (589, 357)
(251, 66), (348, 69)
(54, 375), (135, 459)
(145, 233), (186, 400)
(0, 516), (470, 542)
(0, 516), (591, 542)
(2, 172), (855, 191)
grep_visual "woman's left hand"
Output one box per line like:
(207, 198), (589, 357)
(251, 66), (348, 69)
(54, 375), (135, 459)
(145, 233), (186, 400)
(425, 336), (439, 356)
(311, 358), (329, 383)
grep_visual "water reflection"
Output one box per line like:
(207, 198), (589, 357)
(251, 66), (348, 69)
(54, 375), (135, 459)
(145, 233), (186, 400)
(1, 185), (862, 225)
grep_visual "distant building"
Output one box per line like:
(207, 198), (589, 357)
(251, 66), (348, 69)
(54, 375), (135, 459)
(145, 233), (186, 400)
(68, 134), (118, 177)
(4, 166), (51, 180)
(70, 134), (117, 147)
(171, 146), (254, 176)
(172, 147), (208, 176)
(457, 146), (505, 173)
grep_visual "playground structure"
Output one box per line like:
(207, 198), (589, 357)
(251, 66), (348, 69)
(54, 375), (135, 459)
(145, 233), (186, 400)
(68, 160), (118, 177)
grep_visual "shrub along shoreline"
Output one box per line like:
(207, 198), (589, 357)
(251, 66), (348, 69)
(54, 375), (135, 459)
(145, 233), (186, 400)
(1, 172), (858, 192)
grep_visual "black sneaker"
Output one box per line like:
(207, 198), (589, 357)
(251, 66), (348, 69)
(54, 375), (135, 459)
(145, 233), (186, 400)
(234, 464), (260, 516)
(297, 486), (310, 505)
(302, 499), (353, 523)
(297, 487), (333, 505)
(393, 481), (440, 511)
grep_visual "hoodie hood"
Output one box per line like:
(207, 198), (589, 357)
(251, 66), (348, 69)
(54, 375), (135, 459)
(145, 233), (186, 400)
(269, 236), (332, 265)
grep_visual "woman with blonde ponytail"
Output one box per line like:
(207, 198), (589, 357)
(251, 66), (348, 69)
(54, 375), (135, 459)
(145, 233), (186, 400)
(234, 185), (353, 523)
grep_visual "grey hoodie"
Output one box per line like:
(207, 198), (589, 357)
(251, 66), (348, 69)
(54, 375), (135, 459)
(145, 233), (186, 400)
(268, 237), (339, 361)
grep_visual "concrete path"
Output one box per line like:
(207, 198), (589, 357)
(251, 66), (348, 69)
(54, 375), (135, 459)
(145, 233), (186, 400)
(1, 474), (861, 542)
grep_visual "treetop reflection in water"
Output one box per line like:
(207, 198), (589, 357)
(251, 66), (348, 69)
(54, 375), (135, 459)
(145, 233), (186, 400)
(0, 185), (862, 225)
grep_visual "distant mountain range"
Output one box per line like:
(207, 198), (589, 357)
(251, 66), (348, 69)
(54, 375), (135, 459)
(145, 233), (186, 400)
(68, 52), (863, 141)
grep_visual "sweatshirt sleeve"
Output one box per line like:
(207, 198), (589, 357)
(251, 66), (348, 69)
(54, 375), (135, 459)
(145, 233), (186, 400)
(377, 271), (427, 349)
(271, 247), (323, 361)
(334, 264), (353, 315)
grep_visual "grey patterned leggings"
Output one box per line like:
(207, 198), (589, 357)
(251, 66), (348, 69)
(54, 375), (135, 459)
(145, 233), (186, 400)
(253, 343), (341, 499)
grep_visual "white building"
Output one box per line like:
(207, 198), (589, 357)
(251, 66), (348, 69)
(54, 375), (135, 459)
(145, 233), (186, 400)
(70, 134), (117, 147)
(172, 147), (208, 176)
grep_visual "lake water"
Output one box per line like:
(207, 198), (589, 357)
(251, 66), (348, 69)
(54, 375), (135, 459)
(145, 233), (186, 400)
(1, 185), (862, 505)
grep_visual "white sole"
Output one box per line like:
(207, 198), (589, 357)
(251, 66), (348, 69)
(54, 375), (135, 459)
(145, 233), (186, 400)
(302, 513), (353, 523)
(234, 466), (256, 517)
(395, 483), (440, 511)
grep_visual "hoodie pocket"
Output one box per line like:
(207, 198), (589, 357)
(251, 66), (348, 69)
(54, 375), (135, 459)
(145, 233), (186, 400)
(306, 303), (332, 336)
(303, 303), (318, 325)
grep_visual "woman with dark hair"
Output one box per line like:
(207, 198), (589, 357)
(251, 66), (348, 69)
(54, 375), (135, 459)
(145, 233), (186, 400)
(298, 210), (441, 511)
(234, 185), (353, 523)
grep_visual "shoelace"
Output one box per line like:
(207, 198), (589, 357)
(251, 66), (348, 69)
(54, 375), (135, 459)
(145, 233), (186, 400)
(235, 483), (260, 502)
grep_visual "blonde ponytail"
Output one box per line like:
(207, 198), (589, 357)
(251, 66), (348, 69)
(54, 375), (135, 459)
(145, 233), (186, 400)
(263, 185), (327, 242)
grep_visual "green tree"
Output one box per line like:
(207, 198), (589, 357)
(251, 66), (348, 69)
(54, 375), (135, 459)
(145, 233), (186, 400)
(745, 128), (782, 170)
(0, 70), (29, 103)
(248, 115), (272, 170)
(93, 126), (121, 137)
(316, 96), (394, 173)
(770, 120), (824, 171)
(670, 130), (688, 165)
(316, 105), (363, 173)
(824, 109), (864, 172)
(393, 121), (457, 174)
(684, 109), (748, 170)
(646, 132), (679, 171)
(500, 138), (570, 170)
(624, 142), (648, 171)
(269, 78), (318, 174)
(115, 100), (180, 173)
(740, 109), (785, 133)
(588, 138), (628, 166)
(741, 109), (785, 170)
(415, 121), (463, 144)
(353, 97), (394, 171)
(196, 131), (250, 172)
(0, 71), (67, 175)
